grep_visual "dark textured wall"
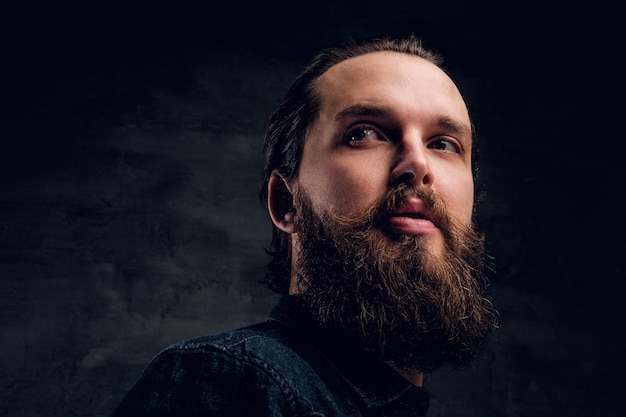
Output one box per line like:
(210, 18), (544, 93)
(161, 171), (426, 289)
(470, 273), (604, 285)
(1, 2), (624, 416)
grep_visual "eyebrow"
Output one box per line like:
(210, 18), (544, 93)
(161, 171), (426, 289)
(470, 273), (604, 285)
(435, 116), (473, 137)
(335, 104), (389, 121)
(335, 104), (473, 137)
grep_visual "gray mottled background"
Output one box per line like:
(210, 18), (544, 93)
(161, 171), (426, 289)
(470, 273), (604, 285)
(1, 2), (624, 416)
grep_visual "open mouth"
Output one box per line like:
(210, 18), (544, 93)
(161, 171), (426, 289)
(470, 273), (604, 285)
(385, 200), (439, 235)
(391, 199), (436, 223)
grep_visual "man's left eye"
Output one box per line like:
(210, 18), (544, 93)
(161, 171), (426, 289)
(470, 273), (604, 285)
(428, 138), (460, 153)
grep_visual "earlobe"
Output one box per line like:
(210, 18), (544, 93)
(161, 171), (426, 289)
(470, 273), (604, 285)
(267, 171), (296, 234)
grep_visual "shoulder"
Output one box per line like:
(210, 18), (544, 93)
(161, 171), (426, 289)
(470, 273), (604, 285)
(155, 319), (325, 390)
(162, 320), (300, 365)
(169, 319), (292, 353)
(111, 320), (325, 416)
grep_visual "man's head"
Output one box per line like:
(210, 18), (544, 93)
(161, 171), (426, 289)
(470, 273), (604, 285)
(260, 35), (497, 372)
(261, 35), (454, 291)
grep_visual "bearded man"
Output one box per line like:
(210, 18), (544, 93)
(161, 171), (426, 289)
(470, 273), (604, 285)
(111, 35), (498, 417)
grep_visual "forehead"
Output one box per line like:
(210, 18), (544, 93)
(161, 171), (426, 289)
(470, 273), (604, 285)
(313, 51), (470, 124)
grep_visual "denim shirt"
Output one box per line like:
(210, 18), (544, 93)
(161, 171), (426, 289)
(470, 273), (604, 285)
(110, 295), (429, 416)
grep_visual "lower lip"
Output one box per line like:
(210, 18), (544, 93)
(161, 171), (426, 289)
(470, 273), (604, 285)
(385, 216), (439, 235)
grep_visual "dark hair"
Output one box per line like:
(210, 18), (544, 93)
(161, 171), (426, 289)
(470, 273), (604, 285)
(259, 35), (447, 294)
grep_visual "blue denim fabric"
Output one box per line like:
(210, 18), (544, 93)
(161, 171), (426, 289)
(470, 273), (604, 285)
(110, 295), (429, 416)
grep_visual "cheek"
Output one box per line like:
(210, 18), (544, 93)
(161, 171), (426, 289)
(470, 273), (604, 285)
(437, 175), (474, 224)
(302, 157), (386, 215)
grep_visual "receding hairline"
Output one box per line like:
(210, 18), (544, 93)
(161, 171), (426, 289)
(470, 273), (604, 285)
(305, 50), (446, 124)
(311, 50), (443, 90)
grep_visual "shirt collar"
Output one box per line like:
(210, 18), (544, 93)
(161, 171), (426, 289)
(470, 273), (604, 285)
(268, 295), (429, 415)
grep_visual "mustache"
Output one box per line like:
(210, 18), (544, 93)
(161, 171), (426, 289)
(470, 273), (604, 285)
(329, 184), (452, 236)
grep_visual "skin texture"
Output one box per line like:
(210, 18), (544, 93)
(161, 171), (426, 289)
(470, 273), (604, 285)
(267, 50), (477, 386)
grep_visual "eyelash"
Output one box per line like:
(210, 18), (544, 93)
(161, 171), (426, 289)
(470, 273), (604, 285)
(344, 125), (386, 144)
(429, 138), (462, 153)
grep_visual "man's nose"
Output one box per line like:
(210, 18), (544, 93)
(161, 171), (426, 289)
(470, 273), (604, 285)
(389, 137), (433, 187)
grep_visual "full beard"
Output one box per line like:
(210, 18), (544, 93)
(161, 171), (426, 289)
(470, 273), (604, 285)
(292, 184), (498, 373)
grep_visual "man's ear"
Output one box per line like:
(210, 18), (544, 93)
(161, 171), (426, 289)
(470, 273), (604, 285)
(267, 171), (296, 234)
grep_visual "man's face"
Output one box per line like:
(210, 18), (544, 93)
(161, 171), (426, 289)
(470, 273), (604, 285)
(295, 51), (474, 257)
(279, 51), (497, 372)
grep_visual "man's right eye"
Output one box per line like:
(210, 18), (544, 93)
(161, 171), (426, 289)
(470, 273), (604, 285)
(346, 127), (381, 143)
